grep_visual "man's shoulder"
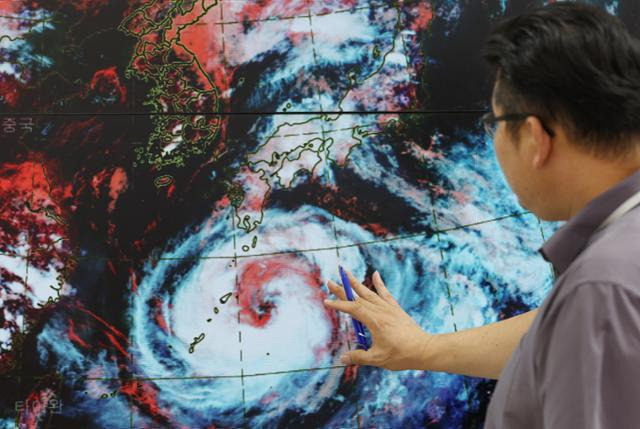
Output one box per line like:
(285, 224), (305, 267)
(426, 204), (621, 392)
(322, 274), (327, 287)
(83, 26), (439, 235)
(533, 278), (640, 363)
(537, 212), (640, 323)
(561, 210), (640, 293)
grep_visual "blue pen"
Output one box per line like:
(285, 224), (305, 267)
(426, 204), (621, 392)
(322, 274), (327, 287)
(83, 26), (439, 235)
(338, 266), (369, 351)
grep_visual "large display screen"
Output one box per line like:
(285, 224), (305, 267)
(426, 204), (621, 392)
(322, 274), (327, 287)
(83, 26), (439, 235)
(1, 1), (632, 427)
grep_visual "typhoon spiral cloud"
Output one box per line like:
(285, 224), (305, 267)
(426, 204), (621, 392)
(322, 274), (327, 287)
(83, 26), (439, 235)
(128, 204), (447, 427)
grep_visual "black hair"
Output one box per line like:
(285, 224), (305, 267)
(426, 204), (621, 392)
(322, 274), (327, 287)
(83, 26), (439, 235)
(484, 2), (640, 156)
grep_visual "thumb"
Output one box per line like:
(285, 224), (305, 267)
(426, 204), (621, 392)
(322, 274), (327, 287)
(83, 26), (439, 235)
(340, 349), (370, 366)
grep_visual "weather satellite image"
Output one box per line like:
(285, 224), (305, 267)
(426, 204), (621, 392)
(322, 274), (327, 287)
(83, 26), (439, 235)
(0, 0), (634, 428)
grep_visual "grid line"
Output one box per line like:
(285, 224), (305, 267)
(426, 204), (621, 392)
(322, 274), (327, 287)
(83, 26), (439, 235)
(307, 4), (362, 422)
(128, 266), (134, 428)
(209, 4), (376, 26)
(431, 206), (477, 412)
(0, 212), (530, 261)
(219, 0), (227, 79)
(329, 211), (363, 429)
(77, 364), (352, 382)
(431, 208), (459, 333)
(230, 209), (247, 427)
(0, 14), (49, 23)
(307, 8), (325, 114)
(128, 265), (134, 429)
(11, 157), (36, 426)
(0, 109), (489, 117)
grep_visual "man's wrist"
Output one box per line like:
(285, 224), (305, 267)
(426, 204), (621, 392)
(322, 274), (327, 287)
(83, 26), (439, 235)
(414, 330), (442, 371)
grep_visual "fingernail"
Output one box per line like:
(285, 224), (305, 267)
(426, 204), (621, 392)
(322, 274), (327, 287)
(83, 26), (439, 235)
(340, 354), (348, 364)
(323, 299), (331, 305)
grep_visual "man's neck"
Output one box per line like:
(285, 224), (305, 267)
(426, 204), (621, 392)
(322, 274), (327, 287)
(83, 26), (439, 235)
(564, 152), (640, 219)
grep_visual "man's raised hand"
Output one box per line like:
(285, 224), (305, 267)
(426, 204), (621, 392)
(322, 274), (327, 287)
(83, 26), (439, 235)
(324, 270), (433, 371)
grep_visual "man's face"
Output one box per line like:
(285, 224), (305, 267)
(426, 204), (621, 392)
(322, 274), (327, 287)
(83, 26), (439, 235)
(491, 90), (535, 212)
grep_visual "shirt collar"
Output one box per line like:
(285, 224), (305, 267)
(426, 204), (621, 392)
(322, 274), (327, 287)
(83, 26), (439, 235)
(540, 169), (640, 275)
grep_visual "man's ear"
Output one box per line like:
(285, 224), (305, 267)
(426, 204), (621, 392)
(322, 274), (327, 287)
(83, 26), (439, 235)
(525, 116), (552, 169)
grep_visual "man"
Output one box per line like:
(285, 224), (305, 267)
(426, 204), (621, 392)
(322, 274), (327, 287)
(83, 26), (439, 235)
(325, 2), (640, 428)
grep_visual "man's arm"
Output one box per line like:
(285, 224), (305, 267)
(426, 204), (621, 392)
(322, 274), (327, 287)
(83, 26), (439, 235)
(325, 270), (537, 379)
(422, 309), (537, 379)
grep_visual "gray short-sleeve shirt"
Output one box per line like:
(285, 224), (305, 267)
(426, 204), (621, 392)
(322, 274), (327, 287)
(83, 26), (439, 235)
(484, 170), (640, 429)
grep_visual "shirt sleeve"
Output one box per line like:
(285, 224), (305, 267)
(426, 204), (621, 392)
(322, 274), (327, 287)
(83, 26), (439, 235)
(537, 282), (640, 429)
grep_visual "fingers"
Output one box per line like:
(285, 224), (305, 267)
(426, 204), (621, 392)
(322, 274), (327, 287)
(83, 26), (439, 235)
(324, 298), (369, 323)
(372, 271), (398, 306)
(346, 270), (382, 304)
(339, 349), (372, 366)
(326, 280), (347, 301)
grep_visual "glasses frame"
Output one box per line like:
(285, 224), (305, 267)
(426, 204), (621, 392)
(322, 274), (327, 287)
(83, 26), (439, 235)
(481, 112), (555, 138)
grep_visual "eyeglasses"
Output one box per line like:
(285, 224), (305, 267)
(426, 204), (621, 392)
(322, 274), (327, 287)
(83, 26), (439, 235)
(481, 112), (555, 138)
